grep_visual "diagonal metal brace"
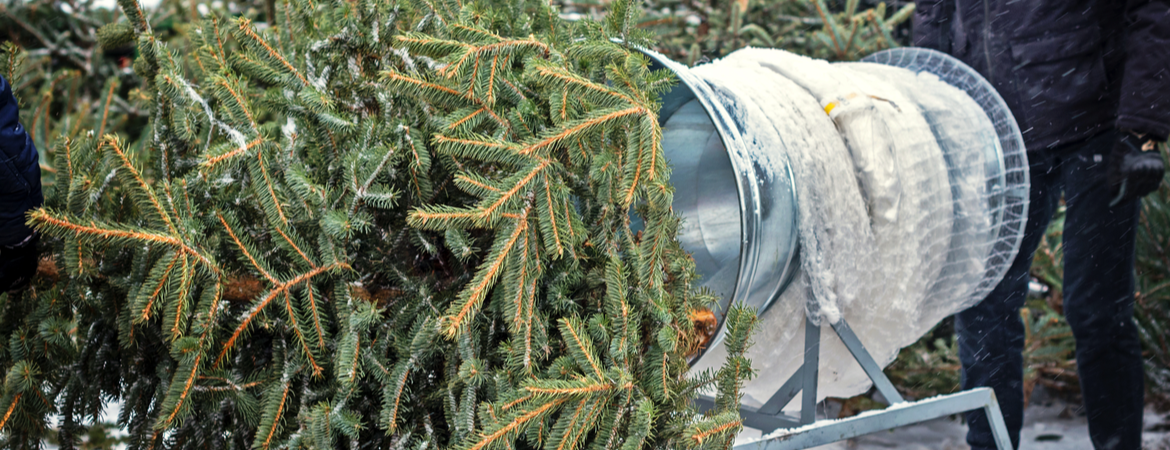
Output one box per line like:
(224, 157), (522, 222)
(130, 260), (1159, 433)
(829, 319), (905, 404)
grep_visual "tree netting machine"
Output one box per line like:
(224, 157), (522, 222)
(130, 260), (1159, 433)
(643, 47), (1030, 450)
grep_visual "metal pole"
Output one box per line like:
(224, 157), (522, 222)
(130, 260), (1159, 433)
(800, 316), (819, 425)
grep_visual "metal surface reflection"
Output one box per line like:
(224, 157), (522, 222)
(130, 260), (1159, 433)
(646, 49), (801, 356)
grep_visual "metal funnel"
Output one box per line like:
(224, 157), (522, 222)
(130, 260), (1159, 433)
(642, 49), (801, 356)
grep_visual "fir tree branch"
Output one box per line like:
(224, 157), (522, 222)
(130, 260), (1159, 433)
(195, 376), (264, 392)
(304, 287), (327, 349)
(686, 416), (742, 444)
(258, 382), (292, 449)
(216, 212), (280, 285)
(236, 18), (309, 87)
(275, 224), (315, 267)
(450, 107), (489, 129)
(456, 174), (502, 193)
(558, 318), (605, 380)
(283, 291), (324, 376)
(256, 152), (291, 225)
(530, 66), (635, 106)
(382, 359), (413, 433)
(384, 70), (471, 102)
(168, 254), (196, 339)
(29, 209), (214, 268)
(443, 212), (530, 336)
(541, 173), (564, 256)
(213, 77), (258, 130)
(463, 399), (566, 450)
(519, 107), (646, 156)
(202, 136), (265, 169)
(106, 135), (181, 236)
(216, 262), (350, 367)
(159, 353), (203, 428)
(138, 252), (181, 322)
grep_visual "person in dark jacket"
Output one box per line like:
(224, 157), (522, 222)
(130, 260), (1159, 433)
(0, 74), (43, 291)
(913, 1), (1169, 449)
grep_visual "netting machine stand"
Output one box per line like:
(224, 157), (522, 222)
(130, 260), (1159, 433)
(696, 315), (1012, 450)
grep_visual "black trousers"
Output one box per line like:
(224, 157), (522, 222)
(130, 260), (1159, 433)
(957, 131), (1145, 450)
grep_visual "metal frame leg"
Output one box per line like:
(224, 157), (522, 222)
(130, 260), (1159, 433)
(984, 389), (1014, 450)
(696, 314), (1012, 450)
(799, 316), (819, 425)
(722, 316), (1012, 450)
(733, 387), (1012, 450)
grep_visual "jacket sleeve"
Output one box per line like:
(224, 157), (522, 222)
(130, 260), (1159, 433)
(0, 75), (43, 247)
(1116, 0), (1170, 141)
(912, 0), (952, 52)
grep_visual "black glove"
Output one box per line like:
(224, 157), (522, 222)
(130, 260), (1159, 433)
(0, 233), (38, 292)
(1108, 132), (1165, 207)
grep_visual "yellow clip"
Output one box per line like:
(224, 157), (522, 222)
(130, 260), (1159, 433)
(824, 93), (859, 115)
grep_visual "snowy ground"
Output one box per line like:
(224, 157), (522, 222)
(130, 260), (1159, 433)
(803, 390), (1170, 450)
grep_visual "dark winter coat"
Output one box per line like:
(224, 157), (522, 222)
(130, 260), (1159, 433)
(913, 0), (1170, 151)
(0, 75), (43, 247)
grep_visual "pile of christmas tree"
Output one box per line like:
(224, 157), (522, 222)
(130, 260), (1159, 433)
(0, 0), (758, 446)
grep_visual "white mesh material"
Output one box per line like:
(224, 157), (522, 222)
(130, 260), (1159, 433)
(686, 48), (1029, 408)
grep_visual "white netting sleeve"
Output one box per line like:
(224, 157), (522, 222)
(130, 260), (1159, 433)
(685, 47), (1028, 408)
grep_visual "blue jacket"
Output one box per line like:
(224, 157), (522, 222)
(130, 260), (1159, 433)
(0, 75), (43, 247)
(913, 0), (1170, 151)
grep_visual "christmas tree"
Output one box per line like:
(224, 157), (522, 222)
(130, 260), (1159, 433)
(1, 0), (758, 447)
(630, 0), (914, 66)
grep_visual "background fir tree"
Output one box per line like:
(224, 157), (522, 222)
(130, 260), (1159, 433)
(625, 0), (915, 66)
(1136, 147), (1170, 409)
(0, 0), (759, 447)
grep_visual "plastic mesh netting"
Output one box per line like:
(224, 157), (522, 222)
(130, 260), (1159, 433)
(679, 48), (1029, 409)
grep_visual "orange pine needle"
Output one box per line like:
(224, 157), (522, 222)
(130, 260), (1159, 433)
(0, 393), (21, 431)
(525, 383), (613, 396)
(98, 79), (118, 138)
